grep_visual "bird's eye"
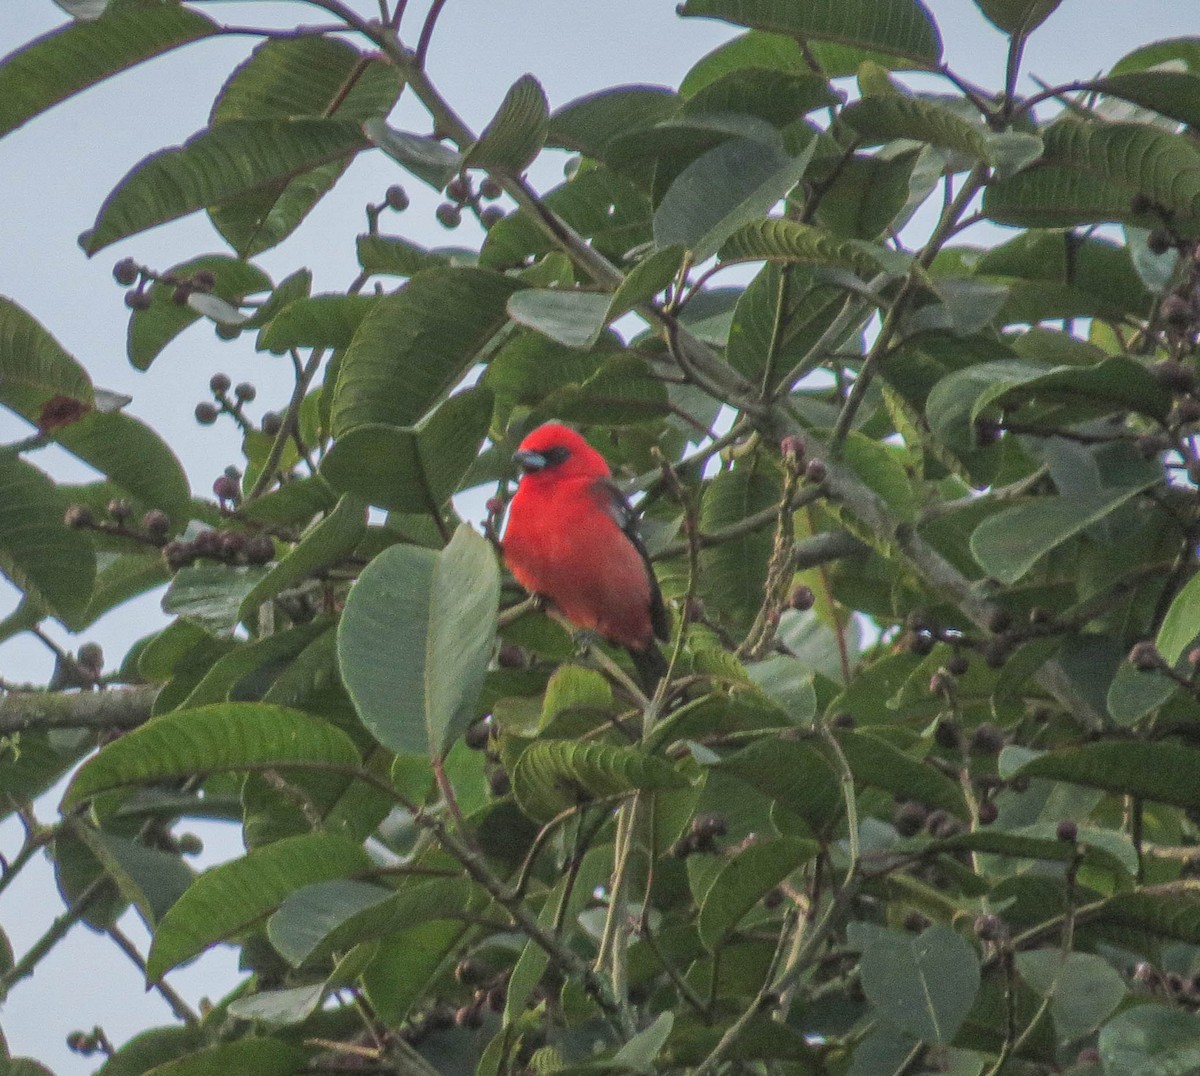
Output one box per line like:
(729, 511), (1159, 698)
(542, 446), (570, 466)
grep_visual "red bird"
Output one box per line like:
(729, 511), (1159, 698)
(502, 423), (668, 689)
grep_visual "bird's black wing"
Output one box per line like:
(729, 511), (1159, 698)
(594, 478), (670, 643)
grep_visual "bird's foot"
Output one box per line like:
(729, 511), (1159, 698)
(572, 628), (602, 656)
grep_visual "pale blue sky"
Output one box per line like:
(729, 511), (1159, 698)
(0, 2), (1195, 1071)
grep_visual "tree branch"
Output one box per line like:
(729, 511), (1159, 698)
(0, 685), (159, 737)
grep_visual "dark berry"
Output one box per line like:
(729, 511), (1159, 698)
(1130, 192), (1155, 214)
(1162, 295), (1193, 327)
(113, 258), (139, 286)
(260, 411), (282, 437)
(929, 670), (953, 697)
(480, 205), (504, 229)
(163, 541), (194, 571)
(172, 284), (192, 307)
(234, 382), (256, 403)
(446, 175), (472, 203)
(934, 719), (960, 751)
(946, 652), (970, 676)
(1152, 358), (1196, 393)
(245, 534), (275, 566)
(974, 416), (1002, 446)
(195, 402), (219, 425)
(191, 269), (216, 291)
(436, 203), (462, 229)
(902, 910), (930, 933)
(762, 887), (784, 909)
(982, 636), (1011, 669)
(209, 373), (231, 395)
(219, 530), (247, 559)
(455, 959), (484, 986)
(969, 722), (1005, 756)
(64, 505), (94, 529)
(893, 801), (927, 838)
(830, 711), (855, 729)
(1129, 640), (1165, 672)
(974, 913), (1008, 941)
(984, 607), (1011, 634)
(175, 833), (203, 855)
(486, 986), (506, 1011)
(908, 630), (935, 656)
(1009, 775), (1030, 794)
(790, 585), (815, 611)
(464, 719), (491, 750)
(977, 800), (998, 826)
(454, 1003), (483, 1029)
(384, 184), (410, 210)
(779, 434), (804, 462)
(192, 530), (221, 557)
(107, 498), (131, 522)
(1148, 230), (1174, 256)
(216, 323), (241, 341)
(488, 767), (511, 796)
(125, 288), (152, 311)
(1056, 819), (1078, 842)
(692, 813), (728, 840)
(497, 644), (524, 668)
(480, 177), (502, 200)
(141, 509), (170, 537)
(905, 609), (932, 634)
(1176, 396), (1200, 424)
(212, 474), (240, 502)
(804, 458), (827, 483)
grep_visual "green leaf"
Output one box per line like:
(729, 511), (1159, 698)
(840, 95), (991, 163)
(540, 354), (670, 425)
(364, 119), (464, 190)
(362, 919), (467, 1027)
(608, 245), (687, 321)
(506, 289), (612, 349)
(321, 388), (493, 513)
(62, 703), (361, 808)
(63, 552), (169, 633)
(698, 836), (818, 950)
(162, 564), (271, 634)
(512, 740), (691, 822)
(858, 924), (981, 1045)
(1091, 71), (1200, 130)
(547, 86), (681, 159)
(0, 454), (95, 620)
(146, 833), (370, 980)
(837, 730), (967, 817)
(718, 218), (890, 275)
(80, 119), (369, 255)
(1015, 950), (1125, 1043)
(1099, 1005), (1200, 1075)
(338, 525), (500, 758)
(1156, 571), (1200, 667)
(1111, 37), (1200, 77)
(464, 74), (549, 173)
(541, 664), (614, 731)
(0, 296), (93, 417)
(227, 984), (324, 1027)
(126, 255), (271, 370)
(1095, 882), (1200, 945)
(238, 497), (366, 622)
(257, 295), (378, 353)
(1014, 741), (1200, 810)
(611, 1013), (675, 1074)
(719, 739), (841, 828)
(654, 136), (816, 262)
(678, 0), (944, 67)
(684, 68), (841, 126)
(0, 4), (216, 138)
(970, 481), (1157, 585)
(330, 268), (519, 436)
(355, 234), (451, 278)
(138, 1039), (307, 1076)
(973, 0), (1062, 35)
(68, 824), (194, 929)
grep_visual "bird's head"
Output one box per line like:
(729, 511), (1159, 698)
(513, 423), (610, 481)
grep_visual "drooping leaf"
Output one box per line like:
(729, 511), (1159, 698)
(1091, 71), (1200, 130)
(0, 296), (93, 417)
(1099, 1006), (1200, 1076)
(547, 86), (682, 160)
(719, 739), (841, 828)
(80, 119), (370, 255)
(539, 354), (670, 425)
(0, 4), (216, 138)
(837, 730), (968, 817)
(973, 0), (1062, 35)
(840, 95), (991, 163)
(364, 119), (464, 190)
(226, 984), (324, 1027)
(136, 1039), (308, 1076)
(321, 388), (493, 514)
(464, 74), (549, 173)
(678, 0), (944, 67)
(857, 923), (981, 1045)
(62, 703), (361, 808)
(257, 295), (379, 353)
(512, 740), (691, 822)
(1156, 571), (1200, 667)
(654, 136), (816, 262)
(146, 833), (370, 980)
(718, 218), (891, 275)
(0, 454), (95, 620)
(1015, 949), (1125, 1043)
(337, 525), (499, 758)
(697, 836), (818, 949)
(506, 289), (612, 349)
(355, 234), (451, 278)
(1014, 741), (1200, 810)
(330, 268), (519, 436)
(162, 564), (271, 634)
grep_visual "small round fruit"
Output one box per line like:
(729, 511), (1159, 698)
(209, 372), (231, 395)
(112, 258), (139, 286)
(194, 402), (219, 425)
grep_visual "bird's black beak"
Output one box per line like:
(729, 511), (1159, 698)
(514, 449), (547, 474)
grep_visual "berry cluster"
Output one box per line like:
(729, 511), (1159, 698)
(195, 373), (260, 434)
(670, 812), (729, 858)
(162, 528), (274, 572)
(65, 499), (172, 547)
(437, 173), (504, 231)
(113, 258), (216, 312)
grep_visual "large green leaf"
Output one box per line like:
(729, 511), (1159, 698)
(678, 0), (944, 67)
(80, 119), (370, 255)
(718, 218), (890, 275)
(1091, 71), (1200, 130)
(337, 525), (499, 758)
(62, 703), (361, 808)
(970, 480), (1157, 586)
(257, 295), (379, 353)
(464, 74), (549, 173)
(538, 354), (670, 425)
(719, 739), (842, 828)
(1014, 741), (1200, 810)
(62, 551), (169, 634)
(506, 289), (612, 349)
(0, 296), (93, 417)
(146, 833), (371, 980)
(511, 739), (691, 822)
(1158, 572), (1200, 668)
(1100, 1006), (1200, 1076)
(162, 564), (270, 634)
(140, 1039), (307, 1076)
(321, 388), (492, 513)
(837, 730), (967, 817)
(0, 4), (216, 138)
(0, 454), (95, 620)
(547, 86), (681, 159)
(840, 95), (991, 162)
(973, 0), (1062, 35)
(1015, 949), (1125, 1044)
(697, 836), (818, 950)
(654, 136), (816, 262)
(856, 923), (981, 1045)
(1111, 37), (1200, 77)
(329, 268), (519, 436)
(364, 119), (464, 190)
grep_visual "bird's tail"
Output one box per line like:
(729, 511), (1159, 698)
(628, 642), (669, 696)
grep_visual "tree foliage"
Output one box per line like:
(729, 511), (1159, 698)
(4, 2), (1200, 1073)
